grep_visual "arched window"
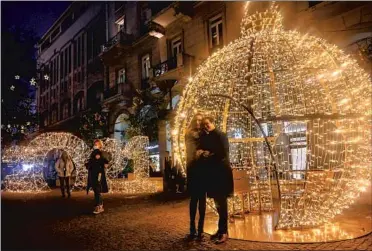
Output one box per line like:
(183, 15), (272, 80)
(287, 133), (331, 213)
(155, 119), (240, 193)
(114, 113), (130, 144)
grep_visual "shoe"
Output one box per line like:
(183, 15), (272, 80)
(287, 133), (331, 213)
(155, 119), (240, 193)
(196, 233), (205, 242)
(215, 233), (228, 244)
(99, 205), (104, 213)
(93, 206), (100, 214)
(67, 193), (71, 198)
(210, 231), (220, 241)
(185, 233), (197, 242)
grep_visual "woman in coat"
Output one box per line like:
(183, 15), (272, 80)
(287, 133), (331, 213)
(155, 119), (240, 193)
(185, 113), (206, 241)
(55, 151), (74, 198)
(86, 139), (109, 214)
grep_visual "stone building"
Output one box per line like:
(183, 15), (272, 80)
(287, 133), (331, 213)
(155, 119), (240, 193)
(36, 2), (107, 133)
(37, 1), (371, 171)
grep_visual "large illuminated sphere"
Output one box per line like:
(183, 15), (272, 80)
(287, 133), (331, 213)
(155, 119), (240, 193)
(173, 4), (372, 229)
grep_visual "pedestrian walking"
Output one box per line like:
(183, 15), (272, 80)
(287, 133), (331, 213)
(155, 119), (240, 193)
(55, 150), (74, 198)
(197, 116), (234, 244)
(86, 139), (109, 214)
(185, 113), (207, 241)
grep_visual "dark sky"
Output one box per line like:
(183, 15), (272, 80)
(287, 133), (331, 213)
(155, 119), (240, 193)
(1, 1), (72, 38)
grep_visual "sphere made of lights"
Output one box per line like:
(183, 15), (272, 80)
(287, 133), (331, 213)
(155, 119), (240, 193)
(2, 133), (157, 194)
(173, 4), (372, 229)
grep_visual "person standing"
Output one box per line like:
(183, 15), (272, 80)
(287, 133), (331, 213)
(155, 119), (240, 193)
(197, 116), (234, 244)
(185, 113), (206, 241)
(164, 151), (172, 192)
(86, 139), (109, 214)
(55, 151), (74, 198)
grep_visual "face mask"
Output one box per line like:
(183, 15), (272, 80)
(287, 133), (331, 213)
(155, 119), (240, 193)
(93, 146), (99, 150)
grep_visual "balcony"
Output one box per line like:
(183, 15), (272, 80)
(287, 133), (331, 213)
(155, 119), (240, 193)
(151, 2), (194, 28)
(141, 21), (166, 39)
(100, 31), (134, 62)
(153, 57), (177, 78)
(151, 53), (193, 82)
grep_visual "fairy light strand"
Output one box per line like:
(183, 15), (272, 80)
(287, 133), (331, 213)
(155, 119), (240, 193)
(172, 3), (372, 229)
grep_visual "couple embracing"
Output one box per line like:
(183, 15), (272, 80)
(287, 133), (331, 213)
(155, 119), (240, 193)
(185, 114), (234, 244)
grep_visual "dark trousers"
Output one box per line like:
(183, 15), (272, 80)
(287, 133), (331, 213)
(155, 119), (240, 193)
(189, 192), (206, 234)
(214, 195), (228, 234)
(59, 177), (70, 196)
(93, 185), (103, 206)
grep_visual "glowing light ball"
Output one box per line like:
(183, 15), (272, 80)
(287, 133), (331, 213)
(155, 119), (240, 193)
(173, 3), (372, 229)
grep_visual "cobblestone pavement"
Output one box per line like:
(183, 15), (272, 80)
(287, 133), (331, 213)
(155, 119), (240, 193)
(2, 190), (372, 251)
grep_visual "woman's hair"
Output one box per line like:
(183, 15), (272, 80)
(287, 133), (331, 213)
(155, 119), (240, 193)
(188, 113), (203, 130)
(94, 139), (103, 148)
(61, 151), (68, 161)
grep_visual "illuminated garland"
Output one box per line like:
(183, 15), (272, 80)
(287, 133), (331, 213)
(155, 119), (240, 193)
(2, 133), (157, 194)
(172, 3), (372, 229)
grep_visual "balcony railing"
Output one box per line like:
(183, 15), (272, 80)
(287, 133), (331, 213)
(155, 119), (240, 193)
(104, 85), (118, 99)
(153, 56), (177, 77)
(101, 31), (134, 53)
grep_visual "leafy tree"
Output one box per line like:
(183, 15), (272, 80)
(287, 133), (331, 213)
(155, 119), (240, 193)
(78, 109), (109, 144)
(126, 86), (168, 142)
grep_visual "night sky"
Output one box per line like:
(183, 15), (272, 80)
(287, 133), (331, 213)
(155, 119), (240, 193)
(1, 1), (71, 37)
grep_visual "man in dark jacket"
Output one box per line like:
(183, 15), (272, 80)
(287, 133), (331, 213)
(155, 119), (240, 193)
(197, 116), (233, 244)
(86, 139), (109, 214)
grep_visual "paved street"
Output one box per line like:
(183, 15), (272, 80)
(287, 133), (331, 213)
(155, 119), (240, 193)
(2, 190), (372, 251)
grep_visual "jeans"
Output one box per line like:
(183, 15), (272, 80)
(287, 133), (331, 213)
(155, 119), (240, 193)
(189, 192), (207, 234)
(59, 177), (70, 196)
(214, 195), (228, 234)
(93, 185), (103, 206)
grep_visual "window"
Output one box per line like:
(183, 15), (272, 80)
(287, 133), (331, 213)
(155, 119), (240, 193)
(82, 34), (85, 66)
(116, 16), (125, 32)
(52, 109), (57, 123)
(87, 31), (93, 60)
(64, 48), (68, 77)
(74, 41), (77, 69)
(117, 68), (126, 84)
(76, 97), (84, 112)
(141, 54), (151, 79)
(68, 45), (72, 73)
(50, 27), (61, 41)
(60, 51), (64, 79)
(171, 37), (182, 57)
(141, 8), (152, 25)
(62, 103), (69, 119)
(209, 14), (224, 50)
(77, 37), (81, 67)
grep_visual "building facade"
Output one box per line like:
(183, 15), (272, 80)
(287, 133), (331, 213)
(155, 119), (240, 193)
(36, 2), (107, 133)
(37, 1), (371, 171)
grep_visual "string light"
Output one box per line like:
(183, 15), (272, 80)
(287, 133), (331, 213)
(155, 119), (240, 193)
(10, 85), (15, 91)
(172, 3), (371, 229)
(2, 133), (157, 194)
(14, 75), (20, 80)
